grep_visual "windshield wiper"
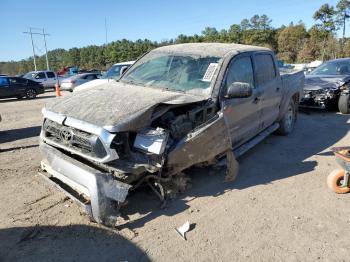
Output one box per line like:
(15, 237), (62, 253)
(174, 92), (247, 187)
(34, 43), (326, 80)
(163, 87), (185, 93)
(122, 79), (145, 87)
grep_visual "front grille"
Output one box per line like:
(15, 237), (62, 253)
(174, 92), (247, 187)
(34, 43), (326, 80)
(43, 119), (107, 159)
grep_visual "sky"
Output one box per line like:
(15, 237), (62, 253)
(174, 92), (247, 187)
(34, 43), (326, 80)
(0, 0), (342, 62)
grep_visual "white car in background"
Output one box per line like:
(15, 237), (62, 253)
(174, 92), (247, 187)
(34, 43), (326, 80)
(23, 70), (58, 89)
(74, 61), (135, 92)
(60, 73), (101, 92)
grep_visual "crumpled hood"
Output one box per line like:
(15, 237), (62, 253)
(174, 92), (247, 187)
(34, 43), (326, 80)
(45, 81), (206, 132)
(304, 75), (350, 91)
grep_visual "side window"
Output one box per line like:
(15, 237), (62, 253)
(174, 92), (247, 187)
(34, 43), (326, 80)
(9, 77), (27, 85)
(35, 72), (46, 79)
(0, 77), (9, 87)
(46, 72), (55, 78)
(224, 56), (254, 90)
(254, 54), (276, 85)
(85, 75), (95, 80)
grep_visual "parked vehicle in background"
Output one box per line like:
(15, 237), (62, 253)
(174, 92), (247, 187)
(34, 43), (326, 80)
(60, 73), (101, 91)
(57, 66), (79, 77)
(0, 76), (44, 99)
(39, 43), (304, 226)
(300, 58), (350, 114)
(306, 60), (323, 74)
(23, 70), (58, 89)
(73, 61), (135, 92)
(277, 60), (294, 70)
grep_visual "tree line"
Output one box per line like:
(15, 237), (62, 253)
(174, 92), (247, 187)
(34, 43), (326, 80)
(1, 0), (350, 75)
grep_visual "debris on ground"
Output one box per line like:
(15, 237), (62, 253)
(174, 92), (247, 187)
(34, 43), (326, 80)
(175, 221), (190, 240)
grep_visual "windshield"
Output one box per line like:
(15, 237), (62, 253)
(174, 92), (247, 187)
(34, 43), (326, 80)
(310, 60), (350, 76)
(101, 64), (123, 80)
(23, 72), (35, 79)
(120, 53), (220, 96)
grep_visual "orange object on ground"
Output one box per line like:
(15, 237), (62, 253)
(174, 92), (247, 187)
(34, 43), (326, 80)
(327, 147), (350, 194)
(55, 82), (61, 97)
(327, 169), (350, 194)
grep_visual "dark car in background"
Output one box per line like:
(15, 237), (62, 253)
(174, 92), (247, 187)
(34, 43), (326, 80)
(0, 76), (44, 99)
(300, 58), (350, 114)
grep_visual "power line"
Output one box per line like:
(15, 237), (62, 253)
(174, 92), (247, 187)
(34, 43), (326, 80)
(23, 27), (50, 71)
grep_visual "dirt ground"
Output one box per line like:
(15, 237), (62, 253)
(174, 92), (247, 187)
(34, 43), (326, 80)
(1, 91), (350, 262)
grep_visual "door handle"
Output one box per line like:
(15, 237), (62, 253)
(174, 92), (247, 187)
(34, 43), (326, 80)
(276, 87), (280, 92)
(253, 97), (260, 104)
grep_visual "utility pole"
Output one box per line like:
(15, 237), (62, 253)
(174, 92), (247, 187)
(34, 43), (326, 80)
(105, 18), (108, 45)
(23, 28), (37, 71)
(43, 28), (50, 70)
(23, 27), (50, 71)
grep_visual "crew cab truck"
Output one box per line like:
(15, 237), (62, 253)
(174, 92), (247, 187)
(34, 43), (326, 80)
(39, 43), (304, 226)
(23, 70), (58, 89)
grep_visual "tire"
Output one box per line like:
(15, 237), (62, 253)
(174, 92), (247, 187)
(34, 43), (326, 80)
(338, 94), (349, 114)
(25, 88), (37, 99)
(327, 169), (350, 194)
(276, 99), (296, 135)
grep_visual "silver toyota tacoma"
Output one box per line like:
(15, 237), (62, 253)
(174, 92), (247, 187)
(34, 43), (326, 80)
(39, 43), (304, 226)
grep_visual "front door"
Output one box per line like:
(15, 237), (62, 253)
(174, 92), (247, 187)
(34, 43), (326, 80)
(35, 72), (48, 88)
(221, 54), (261, 148)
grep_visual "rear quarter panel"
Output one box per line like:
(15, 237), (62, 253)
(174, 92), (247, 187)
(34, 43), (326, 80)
(278, 70), (305, 120)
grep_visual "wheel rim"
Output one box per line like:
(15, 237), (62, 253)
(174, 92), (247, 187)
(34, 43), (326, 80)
(336, 175), (348, 187)
(26, 89), (35, 98)
(285, 105), (294, 131)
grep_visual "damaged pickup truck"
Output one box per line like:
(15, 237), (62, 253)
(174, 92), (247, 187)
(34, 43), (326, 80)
(300, 58), (350, 114)
(39, 43), (304, 226)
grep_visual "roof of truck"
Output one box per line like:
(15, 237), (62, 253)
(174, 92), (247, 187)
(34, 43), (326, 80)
(153, 43), (271, 57)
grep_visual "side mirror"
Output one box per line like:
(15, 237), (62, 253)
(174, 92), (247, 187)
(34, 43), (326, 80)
(120, 66), (128, 76)
(225, 82), (253, 99)
(35, 75), (40, 79)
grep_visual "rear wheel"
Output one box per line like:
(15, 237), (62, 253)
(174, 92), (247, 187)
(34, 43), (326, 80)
(338, 94), (349, 114)
(25, 88), (37, 99)
(276, 100), (296, 135)
(327, 169), (350, 194)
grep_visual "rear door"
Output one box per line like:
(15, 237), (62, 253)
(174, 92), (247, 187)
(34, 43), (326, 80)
(8, 77), (27, 96)
(253, 52), (281, 130)
(221, 54), (261, 148)
(46, 71), (57, 88)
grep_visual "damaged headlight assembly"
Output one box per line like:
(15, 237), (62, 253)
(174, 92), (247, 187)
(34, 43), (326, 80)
(133, 128), (169, 155)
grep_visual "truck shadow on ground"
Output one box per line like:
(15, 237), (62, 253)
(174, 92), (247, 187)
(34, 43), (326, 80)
(119, 111), (350, 230)
(0, 126), (41, 144)
(0, 225), (150, 262)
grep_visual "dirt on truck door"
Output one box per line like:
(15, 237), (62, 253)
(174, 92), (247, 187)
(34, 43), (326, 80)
(253, 52), (282, 130)
(220, 54), (261, 148)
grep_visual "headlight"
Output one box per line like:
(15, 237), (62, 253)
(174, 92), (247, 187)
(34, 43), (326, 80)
(133, 128), (169, 155)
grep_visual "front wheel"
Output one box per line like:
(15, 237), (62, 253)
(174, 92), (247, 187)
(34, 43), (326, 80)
(276, 100), (296, 135)
(338, 94), (349, 114)
(327, 169), (350, 194)
(25, 88), (37, 99)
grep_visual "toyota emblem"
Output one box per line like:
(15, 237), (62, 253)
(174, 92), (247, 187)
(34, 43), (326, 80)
(59, 128), (73, 143)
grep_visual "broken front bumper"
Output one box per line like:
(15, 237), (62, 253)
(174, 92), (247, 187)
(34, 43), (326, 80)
(300, 90), (338, 109)
(39, 142), (131, 226)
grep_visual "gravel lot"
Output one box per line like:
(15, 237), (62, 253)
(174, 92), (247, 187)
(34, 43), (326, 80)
(1, 91), (350, 262)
